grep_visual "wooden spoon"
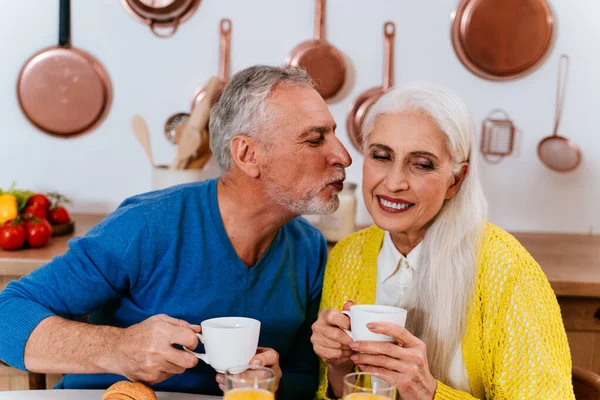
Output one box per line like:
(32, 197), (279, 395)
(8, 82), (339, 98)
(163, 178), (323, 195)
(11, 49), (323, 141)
(186, 129), (212, 169)
(131, 115), (154, 167)
(170, 76), (220, 169)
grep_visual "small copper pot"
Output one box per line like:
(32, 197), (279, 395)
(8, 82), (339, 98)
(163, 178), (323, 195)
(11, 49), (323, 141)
(285, 0), (346, 100)
(346, 22), (395, 152)
(191, 18), (231, 110)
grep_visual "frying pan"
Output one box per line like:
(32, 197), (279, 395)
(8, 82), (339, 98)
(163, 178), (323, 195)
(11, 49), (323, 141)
(121, 0), (201, 38)
(191, 18), (231, 110)
(537, 54), (581, 172)
(451, 0), (555, 81)
(346, 22), (395, 152)
(17, 0), (112, 138)
(285, 0), (346, 100)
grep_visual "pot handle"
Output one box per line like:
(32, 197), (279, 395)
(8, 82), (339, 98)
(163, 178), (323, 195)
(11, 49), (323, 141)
(314, 0), (326, 41)
(383, 22), (395, 90)
(150, 18), (180, 39)
(219, 19), (232, 83)
(59, 0), (71, 47)
(552, 54), (569, 137)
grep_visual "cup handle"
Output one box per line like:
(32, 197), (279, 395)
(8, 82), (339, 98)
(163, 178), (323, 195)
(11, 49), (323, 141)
(183, 333), (210, 365)
(341, 310), (353, 340)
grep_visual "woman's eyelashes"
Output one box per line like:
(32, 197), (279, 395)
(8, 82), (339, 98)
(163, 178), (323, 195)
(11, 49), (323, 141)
(414, 159), (435, 170)
(370, 152), (436, 171)
(370, 151), (391, 161)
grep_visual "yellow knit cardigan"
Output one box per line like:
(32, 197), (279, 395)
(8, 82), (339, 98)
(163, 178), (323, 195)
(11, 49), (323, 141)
(316, 223), (575, 399)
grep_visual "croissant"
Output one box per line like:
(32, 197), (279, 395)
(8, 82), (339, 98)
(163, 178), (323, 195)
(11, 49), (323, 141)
(102, 380), (158, 400)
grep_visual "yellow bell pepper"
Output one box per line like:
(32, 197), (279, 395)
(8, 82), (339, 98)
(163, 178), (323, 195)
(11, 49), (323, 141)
(0, 194), (18, 224)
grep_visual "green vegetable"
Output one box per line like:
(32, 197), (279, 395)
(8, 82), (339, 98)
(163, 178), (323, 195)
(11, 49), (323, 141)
(1, 182), (35, 212)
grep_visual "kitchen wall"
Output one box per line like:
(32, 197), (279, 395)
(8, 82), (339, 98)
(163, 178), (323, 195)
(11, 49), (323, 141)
(1, 0), (598, 233)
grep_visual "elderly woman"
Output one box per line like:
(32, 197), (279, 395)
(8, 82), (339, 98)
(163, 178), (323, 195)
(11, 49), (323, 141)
(311, 84), (574, 399)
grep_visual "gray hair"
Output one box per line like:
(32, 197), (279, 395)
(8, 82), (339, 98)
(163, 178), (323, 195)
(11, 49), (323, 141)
(363, 83), (488, 386)
(209, 65), (314, 171)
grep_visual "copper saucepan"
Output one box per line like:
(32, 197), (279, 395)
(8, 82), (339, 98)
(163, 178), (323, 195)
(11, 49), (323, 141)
(285, 0), (346, 100)
(17, 0), (112, 138)
(121, 0), (201, 38)
(191, 18), (231, 110)
(346, 22), (395, 152)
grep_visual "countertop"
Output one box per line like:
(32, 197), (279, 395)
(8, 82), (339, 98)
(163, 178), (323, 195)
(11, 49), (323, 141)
(0, 214), (105, 277)
(0, 390), (219, 400)
(1, 214), (598, 298)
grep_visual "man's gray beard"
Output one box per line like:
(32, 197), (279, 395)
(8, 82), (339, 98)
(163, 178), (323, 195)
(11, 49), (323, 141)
(266, 181), (340, 216)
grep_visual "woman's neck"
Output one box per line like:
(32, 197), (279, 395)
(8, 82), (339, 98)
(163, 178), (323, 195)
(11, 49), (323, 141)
(389, 229), (426, 256)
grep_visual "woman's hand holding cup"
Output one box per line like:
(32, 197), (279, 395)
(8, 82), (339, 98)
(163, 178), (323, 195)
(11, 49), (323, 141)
(311, 300), (355, 369)
(311, 300), (356, 397)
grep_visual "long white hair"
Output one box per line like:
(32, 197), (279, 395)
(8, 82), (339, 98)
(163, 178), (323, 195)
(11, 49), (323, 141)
(362, 83), (488, 384)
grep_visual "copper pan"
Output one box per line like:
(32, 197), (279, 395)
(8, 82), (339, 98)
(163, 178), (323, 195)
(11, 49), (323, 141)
(346, 22), (395, 153)
(285, 0), (346, 100)
(16, 0), (112, 138)
(191, 18), (231, 110)
(451, 0), (555, 81)
(121, 0), (201, 38)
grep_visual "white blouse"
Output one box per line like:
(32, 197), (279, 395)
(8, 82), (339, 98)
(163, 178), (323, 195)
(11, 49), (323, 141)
(376, 231), (471, 394)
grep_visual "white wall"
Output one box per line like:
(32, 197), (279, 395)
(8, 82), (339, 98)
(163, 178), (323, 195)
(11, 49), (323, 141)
(1, 0), (598, 233)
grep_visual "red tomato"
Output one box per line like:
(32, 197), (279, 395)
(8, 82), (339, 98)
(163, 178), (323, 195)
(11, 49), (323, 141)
(25, 219), (52, 248)
(26, 194), (51, 210)
(48, 206), (71, 225)
(0, 223), (26, 251)
(23, 204), (48, 220)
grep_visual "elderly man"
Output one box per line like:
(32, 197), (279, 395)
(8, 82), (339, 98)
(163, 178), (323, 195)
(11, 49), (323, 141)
(0, 65), (351, 398)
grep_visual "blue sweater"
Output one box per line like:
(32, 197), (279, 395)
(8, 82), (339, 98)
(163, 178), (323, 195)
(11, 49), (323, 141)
(0, 179), (327, 398)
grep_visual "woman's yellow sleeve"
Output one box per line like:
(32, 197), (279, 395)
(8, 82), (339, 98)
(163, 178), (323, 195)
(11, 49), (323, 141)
(480, 255), (574, 399)
(436, 238), (574, 399)
(315, 242), (346, 400)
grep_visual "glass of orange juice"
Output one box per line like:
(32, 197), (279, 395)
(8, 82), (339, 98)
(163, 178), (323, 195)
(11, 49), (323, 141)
(343, 372), (397, 399)
(223, 365), (277, 400)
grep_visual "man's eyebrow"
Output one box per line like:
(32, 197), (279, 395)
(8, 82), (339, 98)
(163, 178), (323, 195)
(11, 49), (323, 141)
(298, 124), (337, 139)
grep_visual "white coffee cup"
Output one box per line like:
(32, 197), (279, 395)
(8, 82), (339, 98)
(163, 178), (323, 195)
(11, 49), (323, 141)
(184, 317), (260, 373)
(342, 305), (407, 342)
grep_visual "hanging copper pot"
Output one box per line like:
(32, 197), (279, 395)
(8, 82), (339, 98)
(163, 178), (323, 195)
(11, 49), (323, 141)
(285, 0), (346, 100)
(451, 0), (555, 81)
(16, 0), (112, 138)
(121, 0), (201, 38)
(346, 22), (395, 152)
(191, 18), (231, 110)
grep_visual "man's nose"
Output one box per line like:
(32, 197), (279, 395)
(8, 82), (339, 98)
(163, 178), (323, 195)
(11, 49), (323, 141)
(329, 135), (352, 168)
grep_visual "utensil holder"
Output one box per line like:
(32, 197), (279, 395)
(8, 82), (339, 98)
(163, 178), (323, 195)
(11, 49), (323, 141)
(151, 159), (221, 190)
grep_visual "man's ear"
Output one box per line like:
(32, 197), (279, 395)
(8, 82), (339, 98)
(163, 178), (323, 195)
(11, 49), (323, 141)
(445, 162), (469, 200)
(230, 135), (260, 178)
